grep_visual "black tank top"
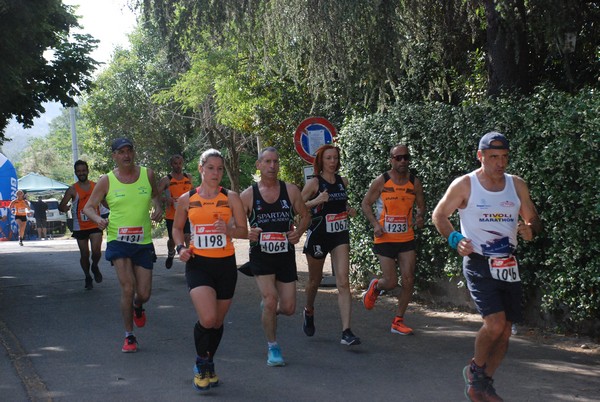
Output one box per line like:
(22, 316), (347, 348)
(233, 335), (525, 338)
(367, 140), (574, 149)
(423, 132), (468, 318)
(249, 181), (295, 257)
(308, 174), (348, 233)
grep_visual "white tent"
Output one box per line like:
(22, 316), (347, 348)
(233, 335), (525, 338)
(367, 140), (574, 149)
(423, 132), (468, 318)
(18, 173), (69, 194)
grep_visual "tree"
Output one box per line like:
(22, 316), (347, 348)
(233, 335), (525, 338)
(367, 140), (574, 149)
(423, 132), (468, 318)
(0, 0), (99, 141)
(83, 22), (194, 176)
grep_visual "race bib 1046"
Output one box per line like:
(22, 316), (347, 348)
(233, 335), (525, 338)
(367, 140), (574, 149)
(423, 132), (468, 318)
(259, 232), (288, 254)
(194, 224), (226, 249)
(384, 215), (408, 233)
(117, 226), (144, 243)
(326, 212), (348, 233)
(488, 256), (520, 282)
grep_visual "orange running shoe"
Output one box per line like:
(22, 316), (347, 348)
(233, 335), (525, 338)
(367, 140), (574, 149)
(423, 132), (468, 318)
(362, 279), (380, 310)
(390, 316), (413, 335)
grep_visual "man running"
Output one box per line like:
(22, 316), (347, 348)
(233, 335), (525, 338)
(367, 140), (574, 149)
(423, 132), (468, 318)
(83, 138), (163, 353)
(157, 154), (193, 269)
(361, 144), (425, 335)
(432, 132), (542, 401)
(240, 147), (311, 366)
(59, 160), (104, 290)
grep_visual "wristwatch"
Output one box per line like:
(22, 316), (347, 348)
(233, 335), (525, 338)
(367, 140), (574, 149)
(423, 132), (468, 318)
(176, 244), (185, 254)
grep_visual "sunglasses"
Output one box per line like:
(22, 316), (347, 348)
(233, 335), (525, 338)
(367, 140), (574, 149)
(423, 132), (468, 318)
(391, 154), (410, 161)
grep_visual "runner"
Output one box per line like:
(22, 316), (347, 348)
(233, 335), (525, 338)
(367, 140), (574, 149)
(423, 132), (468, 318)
(83, 138), (163, 353)
(301, 144), (360, 345)
(432, 131), (542, 401)
(361, 144), (425, 335)
(59, 160), (104, 290)
(158, 154), (193, 269)
(9, 190), (30, 246)
(240, 147), (311, 366)
(173, 149), (247, 391)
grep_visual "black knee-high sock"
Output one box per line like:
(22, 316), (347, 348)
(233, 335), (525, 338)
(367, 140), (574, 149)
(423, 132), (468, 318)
(194, 321), (210, 359)
(207, 325), (224, 361)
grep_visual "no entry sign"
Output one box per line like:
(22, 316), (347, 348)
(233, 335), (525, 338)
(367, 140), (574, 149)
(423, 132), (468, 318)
(294, 117), (337, 163)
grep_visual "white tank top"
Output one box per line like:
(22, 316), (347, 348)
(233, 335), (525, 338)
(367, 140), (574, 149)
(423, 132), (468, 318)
(458, 172), (521, 257)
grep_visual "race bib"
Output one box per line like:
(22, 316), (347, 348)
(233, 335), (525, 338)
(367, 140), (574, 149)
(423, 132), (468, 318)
(488, 256), (520, 282)
(326, 212), (348, 233)
(259, 232), (288, 254)
(17, 208), (27, 214)
(384, 215), (408, 233)
(80, 211), (89, 222)
(117, 227), (144, 243)
(193, 224), (226, 249)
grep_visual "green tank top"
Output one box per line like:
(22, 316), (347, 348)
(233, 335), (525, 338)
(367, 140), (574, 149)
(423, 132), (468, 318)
(106, 166), (153, 244)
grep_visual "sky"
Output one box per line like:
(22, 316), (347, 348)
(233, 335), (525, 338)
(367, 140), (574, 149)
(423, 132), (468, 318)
(2, 1), (138, 160)
(64, 0), (138, 65)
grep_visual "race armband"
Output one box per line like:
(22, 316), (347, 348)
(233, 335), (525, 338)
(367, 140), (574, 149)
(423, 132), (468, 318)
(448, 231), (464, 249)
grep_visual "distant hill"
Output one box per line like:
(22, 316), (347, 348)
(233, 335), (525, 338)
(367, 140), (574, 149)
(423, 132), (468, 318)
(1, 102), (63, 163)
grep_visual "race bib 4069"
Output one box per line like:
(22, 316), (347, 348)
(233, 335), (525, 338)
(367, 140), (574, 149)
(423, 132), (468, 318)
(259, 232), (288, 254)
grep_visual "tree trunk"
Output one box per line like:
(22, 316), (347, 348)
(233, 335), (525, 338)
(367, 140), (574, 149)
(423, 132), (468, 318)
(484, 0), (530, 96)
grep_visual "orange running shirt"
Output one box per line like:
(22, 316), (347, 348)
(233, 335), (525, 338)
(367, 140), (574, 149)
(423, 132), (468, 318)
(188, 187), (234, 258)
(165, 173), (193, 220)
(72, 182), (99, 231)
(374, 172), (417, 244)
(12, 199), (28, 216)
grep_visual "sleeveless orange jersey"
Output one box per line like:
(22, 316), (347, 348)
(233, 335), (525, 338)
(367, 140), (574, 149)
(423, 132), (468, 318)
(374, 173), (416, 244)
(188, 187), (234, 258)
(12, 199), (28, 216)
(165, 173), (193, 220)
(72, 182), (99, 231)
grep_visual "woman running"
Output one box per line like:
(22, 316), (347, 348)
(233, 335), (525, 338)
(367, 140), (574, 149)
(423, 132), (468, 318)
(173, 149), (248, 391)
(9, 190), (30, 245)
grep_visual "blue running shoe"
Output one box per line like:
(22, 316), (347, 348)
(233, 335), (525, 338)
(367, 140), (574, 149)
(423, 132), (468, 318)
(267, 345), (285, 367)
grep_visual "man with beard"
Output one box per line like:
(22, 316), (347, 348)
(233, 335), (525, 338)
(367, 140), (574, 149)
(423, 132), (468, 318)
(361, 144), (425, 335)
(157, 154), (193, 269)
(60, 160), (104, 290)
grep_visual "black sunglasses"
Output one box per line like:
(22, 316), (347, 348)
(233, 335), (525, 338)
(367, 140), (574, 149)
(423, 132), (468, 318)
(391, 154), (410, 161)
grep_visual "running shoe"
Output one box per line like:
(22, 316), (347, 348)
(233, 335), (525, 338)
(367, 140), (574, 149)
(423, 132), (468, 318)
(303, 308), (315, 337)
(133, 305), (146, 328)
(165, 251), (175, 269)
(511, 324), (518, 335)
(390, 316), (413, 335)
(363, 278), (380, 310)
(85, 276), (93, 290)
(121, 335), (138, 353)
(207, 361), (219, 387)
(340, 329), (361, 346)
(19, 240), (23, 246)
(91, 265), (103, 283)
(193, 361), (210, 391)
(267, 345), (285, 367)
(463, 365), (504, 402)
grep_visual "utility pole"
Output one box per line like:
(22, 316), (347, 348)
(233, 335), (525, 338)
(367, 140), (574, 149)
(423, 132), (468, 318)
(69, 107), (78, 180)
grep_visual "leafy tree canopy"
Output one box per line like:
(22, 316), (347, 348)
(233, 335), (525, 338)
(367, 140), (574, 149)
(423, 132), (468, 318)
(0, 0), (99, 141)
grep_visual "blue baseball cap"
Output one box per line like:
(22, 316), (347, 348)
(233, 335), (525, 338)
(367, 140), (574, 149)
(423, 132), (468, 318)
(478, 131), (509, 150)
(111, 138), (134, 151)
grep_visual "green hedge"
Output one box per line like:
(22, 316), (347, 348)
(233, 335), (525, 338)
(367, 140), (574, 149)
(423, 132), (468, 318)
(338, 86), (600, 327)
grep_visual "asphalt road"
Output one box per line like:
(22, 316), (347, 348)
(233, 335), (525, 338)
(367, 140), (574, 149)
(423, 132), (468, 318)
(1, 237), (599, 401)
